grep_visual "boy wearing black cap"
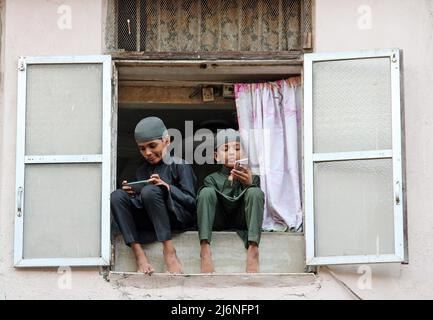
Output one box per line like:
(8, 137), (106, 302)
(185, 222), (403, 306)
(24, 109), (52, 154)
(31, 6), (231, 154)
(197, 129), (264, 273)
(111, 117), (197, 274)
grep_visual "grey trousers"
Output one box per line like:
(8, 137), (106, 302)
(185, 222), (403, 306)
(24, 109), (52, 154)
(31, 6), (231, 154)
(110, 184), (182, 246)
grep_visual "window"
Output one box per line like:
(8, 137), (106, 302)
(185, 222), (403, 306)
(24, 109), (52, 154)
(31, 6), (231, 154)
(111, 61), (305, 273)
(105, 0), (313, 55)
(14, 56), (112, 267)
(14, 48), (407, 269)
(303, 49), (407, 265)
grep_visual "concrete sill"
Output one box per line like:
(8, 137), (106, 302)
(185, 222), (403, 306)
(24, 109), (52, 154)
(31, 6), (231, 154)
(114, 231), (306, 273)
(109, 271), (317, 289)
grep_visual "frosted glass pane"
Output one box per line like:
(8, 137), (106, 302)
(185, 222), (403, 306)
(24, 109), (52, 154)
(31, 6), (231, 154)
(313, 58), (392, 153)
(23, 164), (101, 259)
(25, 64), (103, 155)
(314, 159), (394, 257)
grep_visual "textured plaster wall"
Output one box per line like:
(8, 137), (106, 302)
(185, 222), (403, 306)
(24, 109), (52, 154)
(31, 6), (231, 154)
(311, 0), (433, 299)
(0, 0), (121, 300)
(0, 0), (432, 299)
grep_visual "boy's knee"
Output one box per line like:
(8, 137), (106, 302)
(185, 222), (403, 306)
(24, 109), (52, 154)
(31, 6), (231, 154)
(244, 187), (264, 200)
(111, 189), (129, 205)
(198, 187), (217, 201)
(140, 184), (164, 203)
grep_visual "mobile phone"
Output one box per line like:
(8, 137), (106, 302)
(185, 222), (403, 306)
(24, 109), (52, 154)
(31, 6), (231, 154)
(126, 179), (151, 193)
(235, 158), (249, 169)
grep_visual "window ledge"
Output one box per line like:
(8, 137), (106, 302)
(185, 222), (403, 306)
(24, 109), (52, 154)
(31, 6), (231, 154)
(112, 231), (306, 274)
(109, 271), (317, 289)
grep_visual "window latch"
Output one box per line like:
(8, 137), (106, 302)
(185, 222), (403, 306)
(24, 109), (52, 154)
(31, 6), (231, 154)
(395, 181), (401, 206)
(17, 187), (24, 217)
(127, 19), (131, 35)
(18, 57), (25, 72)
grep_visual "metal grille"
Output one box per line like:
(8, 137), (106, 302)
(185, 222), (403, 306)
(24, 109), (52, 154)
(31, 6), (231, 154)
(106, 0), (312, 53)
(301, 0), (312, 49)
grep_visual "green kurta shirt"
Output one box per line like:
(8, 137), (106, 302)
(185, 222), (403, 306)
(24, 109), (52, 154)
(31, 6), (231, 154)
(198, 166), (264, 247)
(202, 166), (261, 207)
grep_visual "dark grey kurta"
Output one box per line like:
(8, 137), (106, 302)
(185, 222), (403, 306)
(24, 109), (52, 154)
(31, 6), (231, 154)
(111, 155), (197, 245)
(132, 155), (197, 225)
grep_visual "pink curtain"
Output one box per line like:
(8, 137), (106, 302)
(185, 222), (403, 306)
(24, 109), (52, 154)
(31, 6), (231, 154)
(235, 77), (302, 231)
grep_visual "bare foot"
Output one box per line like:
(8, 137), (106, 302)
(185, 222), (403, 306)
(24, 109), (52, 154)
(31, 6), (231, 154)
(164, 249), (183, 274)
(136, 254), (155, 275)
(200, 241), (215, 273)
(131, 243), (154, 275)
(246, 243), (259, 273)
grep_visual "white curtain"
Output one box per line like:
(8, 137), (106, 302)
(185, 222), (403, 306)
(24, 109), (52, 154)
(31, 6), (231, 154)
(235, 78), (303, 231)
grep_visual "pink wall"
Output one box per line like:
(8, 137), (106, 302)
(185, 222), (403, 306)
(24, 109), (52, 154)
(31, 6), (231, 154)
(4, 0), (103, 56)
(1, 0), (433, 299)
(0, 0), (122, 299)
(313, 0), (433, 299)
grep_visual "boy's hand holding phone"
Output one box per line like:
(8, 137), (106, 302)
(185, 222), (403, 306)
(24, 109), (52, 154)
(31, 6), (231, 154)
(149, 173), (170, 190)
(122, 180), (136, 197)
(231, 159), (252, 186)
(122, 179), (152, 196)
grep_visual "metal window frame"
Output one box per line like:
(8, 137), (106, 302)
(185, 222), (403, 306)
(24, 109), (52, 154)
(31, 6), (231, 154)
(14, 55), (112, 267)
(304, 48), (406, 266)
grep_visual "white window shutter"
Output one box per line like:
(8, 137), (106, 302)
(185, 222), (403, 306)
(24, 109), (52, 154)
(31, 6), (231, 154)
(14, 56), (112, 267)
(304, 49), (407, 265)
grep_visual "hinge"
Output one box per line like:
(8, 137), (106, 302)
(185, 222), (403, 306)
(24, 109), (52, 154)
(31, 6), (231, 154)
(100, 266), (110, 282)
(305, 265), (318, 274)
(110, 243), (116, 268)
(18, 57), (25, 71)
(303, 32), (313, 50)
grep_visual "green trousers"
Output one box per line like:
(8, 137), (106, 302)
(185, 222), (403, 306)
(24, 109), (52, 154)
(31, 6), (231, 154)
(197, 186), (264, 248)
